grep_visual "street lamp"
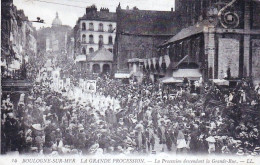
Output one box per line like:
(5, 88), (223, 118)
(31, 17), (45, 23)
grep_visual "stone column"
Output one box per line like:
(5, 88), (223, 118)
(100, 63), (104, 73)
(205, 26), (216, 79)
(90, 62), (93, 73)
(243, 1), (251, 77)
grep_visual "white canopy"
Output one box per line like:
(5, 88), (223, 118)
(75, 55), (86, 62)
(161, 77), (183, 84)
(115, 73), (131, 79)
(212, 79), (229, 86)
(172, 69), (202, 80)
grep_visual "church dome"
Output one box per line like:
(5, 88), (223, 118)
(52, 12), (62, 27)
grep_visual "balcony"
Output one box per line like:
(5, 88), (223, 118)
(2, 68), (32, 93)
(89, 41), (95, 44)
(108, 29), (114, 33)
(89, 28), (94, 31)
(98, 29), (104, 32)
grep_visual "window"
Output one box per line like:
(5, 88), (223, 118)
(82, 34), (86, 43)
(108, 36), (113, 44)
(89, 35), (94, 43)
(108, 24), (113, 32)
(98, 23), (103, 31)
(98, 35), (104, 49)
(89, 47), (94, 53)
(99, 35), (103, 42)
(82, 47), (86, 55)
(89, 23), (94, 31)
(82, 23), (86, 30)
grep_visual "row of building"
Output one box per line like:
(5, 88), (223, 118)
(1, 0), (37, 96)
(72, 0), (260, 85)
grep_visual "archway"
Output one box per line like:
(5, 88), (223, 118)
(93, 64), (100, 73)
(103, 64), (110, 73)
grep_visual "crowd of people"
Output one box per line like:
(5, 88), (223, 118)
(1, 68), (260, 156)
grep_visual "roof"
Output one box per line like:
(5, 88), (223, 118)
(79, 11), (117, 22)
(87, 48), (113, 62)
(52, 12), (62, 26)
(117, 9), (178, 36)
(161, 20), (210, 46)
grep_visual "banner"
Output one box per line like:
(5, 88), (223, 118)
(86, 80), (97, 93)
(59, 79), (64, 90)
(79, 78), (84, 89)
(65, 78), (71, 87)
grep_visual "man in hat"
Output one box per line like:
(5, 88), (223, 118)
(145, 124), (155, 152)
(4, 113), (19, 151)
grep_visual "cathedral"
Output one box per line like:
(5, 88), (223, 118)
(37, 12), (72, 55)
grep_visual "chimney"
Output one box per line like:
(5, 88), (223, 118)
(171, 7), (173, 12)
(86, 5), (97, 14)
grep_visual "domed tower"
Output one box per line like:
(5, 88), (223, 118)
(52, 12), (62, 27)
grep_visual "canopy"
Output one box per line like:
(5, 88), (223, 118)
(172, 69), (202, 80)
(115, 73), (131, 79)
(160, 77), (183, 84)
(75, 55), (86, 62)
(212, 79), (230, 86)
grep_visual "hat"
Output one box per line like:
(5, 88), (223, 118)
(32, 124), (43, 131)
(130, 132), (135, 137)
(30, 147), (38, 151)
(236, 149), (244, 156)
(254, 147), (260, 152)
(8, 113), (14, 118)
(251, 152), (258, 156)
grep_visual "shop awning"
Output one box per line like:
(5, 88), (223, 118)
(75, 55), (86, 62)
(212, 79), (230, 86)
(172, 69), (202, 80)
(160, 77), (183, 84)
(115, 73), (131, 79)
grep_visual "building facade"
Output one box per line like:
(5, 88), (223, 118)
(159, 0), (260, 84)
(1, 0), (37, 108)
(75, 5), (116, 55)
(74, 5), (116, 75)
(115, 4), (178, 81)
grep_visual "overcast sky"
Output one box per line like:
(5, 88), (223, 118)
(13, 0), (175, 29)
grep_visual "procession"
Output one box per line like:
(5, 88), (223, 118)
(2, 61), (260, 156)
(1, 0), (260, 157)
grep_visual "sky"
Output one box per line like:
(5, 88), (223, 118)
(13, 0), (175, 29)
